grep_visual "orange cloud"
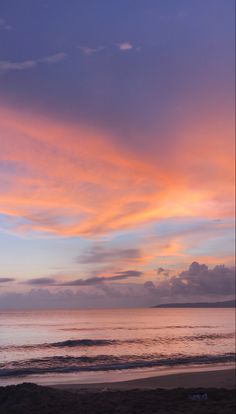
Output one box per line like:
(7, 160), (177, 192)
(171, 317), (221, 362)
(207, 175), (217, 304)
(0, 104), (234, 237)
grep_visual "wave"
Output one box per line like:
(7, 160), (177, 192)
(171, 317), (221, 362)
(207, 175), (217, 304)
(0, 338), (118, 352)
(0, 332), (234, 352)
(51, 339), (115, 347)
(175, 333), (234, 341)
(60, 325), (217, 332)
(0, 353), (235, 378)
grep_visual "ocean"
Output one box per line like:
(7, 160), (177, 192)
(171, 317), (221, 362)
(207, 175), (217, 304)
(0, 308), (235, 385)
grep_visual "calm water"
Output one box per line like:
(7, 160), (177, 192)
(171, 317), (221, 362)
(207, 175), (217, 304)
(0, 308), (235, 385)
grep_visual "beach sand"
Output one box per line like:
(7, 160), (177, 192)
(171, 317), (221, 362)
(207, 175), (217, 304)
(53, 367), (235, 391)
(0, 368), (235, 413)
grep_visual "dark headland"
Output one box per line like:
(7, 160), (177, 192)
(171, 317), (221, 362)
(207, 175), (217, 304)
(153, 299), (236, 308)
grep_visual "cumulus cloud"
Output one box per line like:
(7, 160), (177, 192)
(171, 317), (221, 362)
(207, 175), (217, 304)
(0, 285), (151, 309)
(77, 244), (141, 264)
(0, 53), (66, 73)
(117, 42), (133, 51)
(0, 262), (234, 309)
(0, 277), (15, 283)
(170, 262), (235, 296)
(145, 262), (235, 300)
(143, 280), (156, 291)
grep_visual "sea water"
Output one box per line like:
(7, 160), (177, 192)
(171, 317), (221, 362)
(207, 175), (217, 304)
(0, 308), (234, 385)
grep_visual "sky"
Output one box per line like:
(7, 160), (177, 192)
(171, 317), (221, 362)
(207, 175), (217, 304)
(0, 0), (235, 308)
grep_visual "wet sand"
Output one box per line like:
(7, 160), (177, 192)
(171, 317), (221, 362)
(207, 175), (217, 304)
(53, 367), (235, 391)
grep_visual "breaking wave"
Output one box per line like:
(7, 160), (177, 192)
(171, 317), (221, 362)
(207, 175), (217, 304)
(0, 353), (234, 378)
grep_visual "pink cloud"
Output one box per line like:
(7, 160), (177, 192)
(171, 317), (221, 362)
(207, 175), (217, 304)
(0, 105), (234, 240)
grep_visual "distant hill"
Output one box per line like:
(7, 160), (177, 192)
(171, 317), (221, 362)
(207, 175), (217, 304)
(153, 299), (236, 308)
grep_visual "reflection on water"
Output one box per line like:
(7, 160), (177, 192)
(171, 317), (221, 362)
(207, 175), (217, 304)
(0, 308), (235, 383)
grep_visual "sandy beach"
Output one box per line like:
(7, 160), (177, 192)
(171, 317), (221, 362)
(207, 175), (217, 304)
(53, 367), (235, 391)
(0, 367), (235, 413)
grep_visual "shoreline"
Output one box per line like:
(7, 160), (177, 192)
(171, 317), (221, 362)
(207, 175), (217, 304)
(0, 364), (235, 389)
(52, 367), (235, 391)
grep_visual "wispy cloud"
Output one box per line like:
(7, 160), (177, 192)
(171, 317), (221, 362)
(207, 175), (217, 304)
(78, 46), (105, 56)
(0, 41), (136, 75)
(25, 270), (143, 286)
(0, 53), (66, 73)
(39, 53), (66, 64)
(24, 277), (56, 285)
(77, 244), (141, 264)
(59, 270), (143, 286)
(78, 43), (135, 56)
(0, 277), (15, 283)
(0, 60), (37, 72)
(0, 105), (234, 238)
(117, 42), (133, 51)
(0, 17), (13, 31)
(111, 270), (143, 279)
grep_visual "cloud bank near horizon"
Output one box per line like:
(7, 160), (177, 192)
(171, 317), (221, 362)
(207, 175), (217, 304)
(0, 262), (234, 309)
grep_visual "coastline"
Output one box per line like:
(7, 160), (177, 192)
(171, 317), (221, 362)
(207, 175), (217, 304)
(52, 367), (235, 391)
(0, 364), (235, 389)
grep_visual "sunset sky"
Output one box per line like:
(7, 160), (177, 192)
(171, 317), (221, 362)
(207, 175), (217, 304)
(0, 0), (235, 308)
